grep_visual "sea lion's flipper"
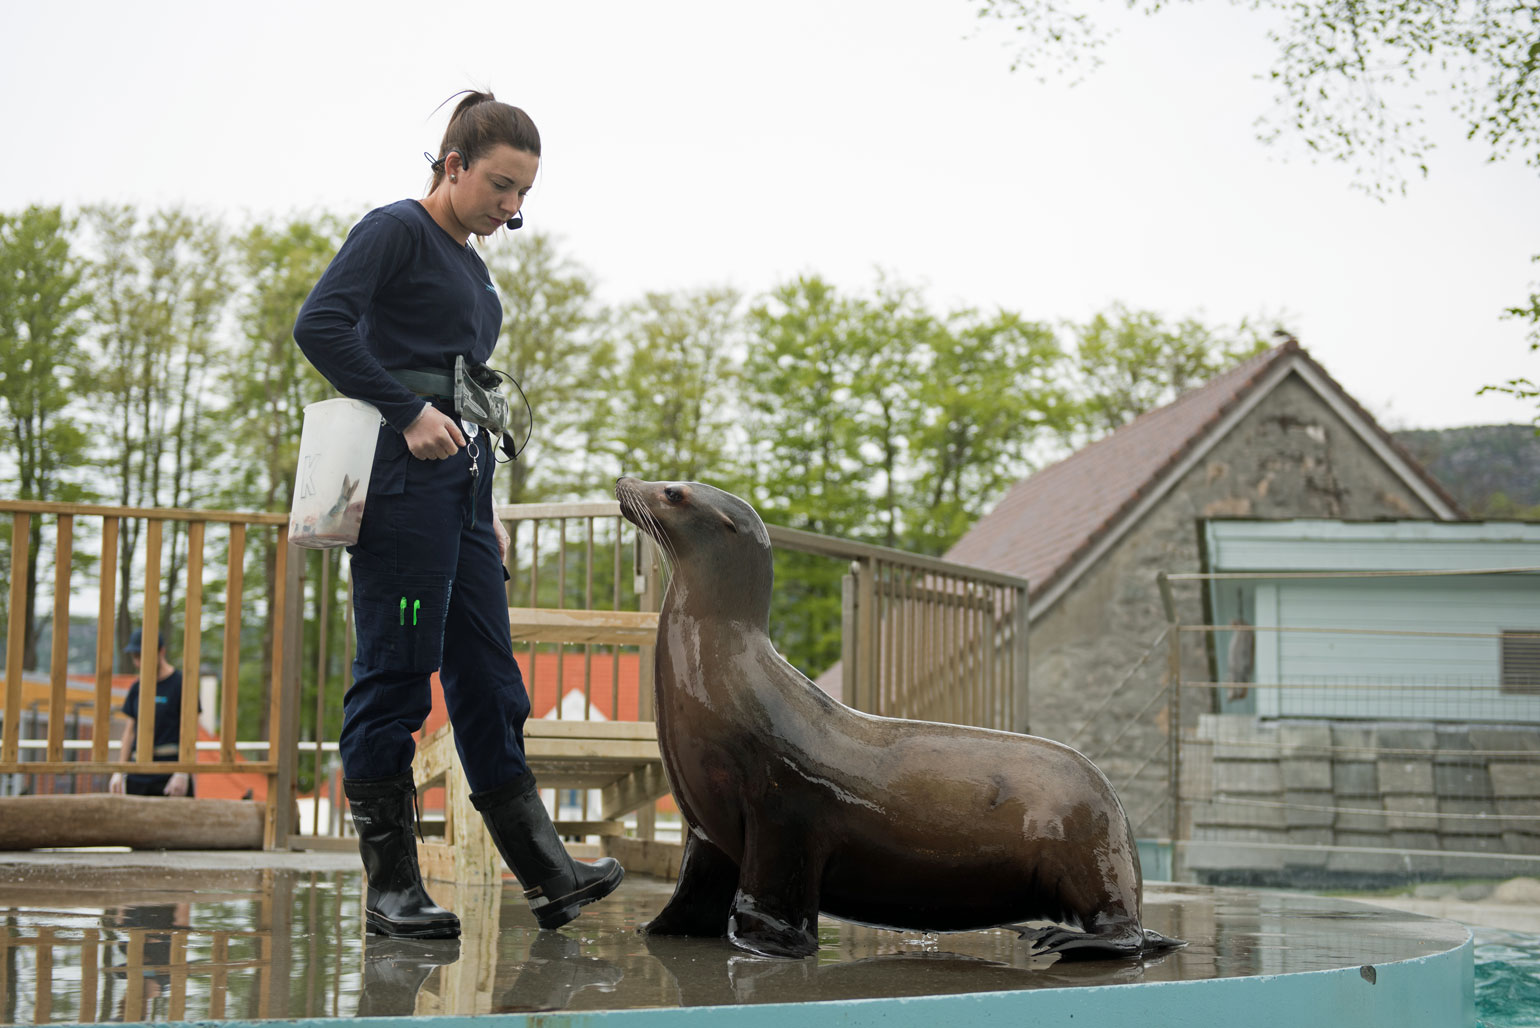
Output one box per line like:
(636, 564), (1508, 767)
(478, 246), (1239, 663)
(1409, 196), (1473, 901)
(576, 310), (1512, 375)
(643, 834), (739, 938)
(1017, 917), (1152, 961)
(726, 823), (821, 959)
(1141, 928), (1187, 952)
(727, 890), (818, 959)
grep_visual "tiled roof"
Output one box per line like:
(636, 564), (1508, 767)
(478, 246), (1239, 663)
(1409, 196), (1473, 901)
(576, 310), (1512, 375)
(942, 340), (1461, 610)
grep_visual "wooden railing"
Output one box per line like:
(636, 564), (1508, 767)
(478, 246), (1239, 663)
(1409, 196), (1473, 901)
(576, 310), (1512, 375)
(1, 497), (1026, 856)
(776, 526), (1031, 734)
(0, 500), (302, 848)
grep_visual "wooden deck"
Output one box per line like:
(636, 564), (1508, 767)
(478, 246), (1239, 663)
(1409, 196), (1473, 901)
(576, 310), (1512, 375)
(412, 606), (679, 883)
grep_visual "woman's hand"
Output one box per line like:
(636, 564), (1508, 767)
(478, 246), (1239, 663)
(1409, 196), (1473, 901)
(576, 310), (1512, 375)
(403, 404), (466, 460)
(494, 515), (510, 563)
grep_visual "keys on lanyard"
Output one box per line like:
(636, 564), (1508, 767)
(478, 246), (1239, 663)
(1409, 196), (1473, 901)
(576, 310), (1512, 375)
(463, 420), (480, 529)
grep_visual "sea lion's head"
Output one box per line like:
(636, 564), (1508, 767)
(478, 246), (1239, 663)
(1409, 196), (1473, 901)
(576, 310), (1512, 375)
(616, 477), (773, 620)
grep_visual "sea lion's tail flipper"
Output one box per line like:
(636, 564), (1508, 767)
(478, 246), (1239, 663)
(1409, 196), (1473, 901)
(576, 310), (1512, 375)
(1141, 928), (1187, 953)
(1018, 919), (1185, 961)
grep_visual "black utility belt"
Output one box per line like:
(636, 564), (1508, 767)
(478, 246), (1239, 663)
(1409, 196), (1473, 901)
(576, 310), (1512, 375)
(391, 367), (456, 400)
(389, 359), (524, 460)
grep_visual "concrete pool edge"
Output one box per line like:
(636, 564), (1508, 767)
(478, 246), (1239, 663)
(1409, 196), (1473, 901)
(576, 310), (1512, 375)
(77, 924), (1476, 1028)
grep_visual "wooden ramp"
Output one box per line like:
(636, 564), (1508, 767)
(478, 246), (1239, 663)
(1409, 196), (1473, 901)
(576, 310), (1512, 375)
(411, 719), (676, 883)
(411, 605), (680, 883)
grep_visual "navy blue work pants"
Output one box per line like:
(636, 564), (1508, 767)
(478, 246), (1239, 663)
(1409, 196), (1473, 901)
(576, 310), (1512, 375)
(340, 409), (530, 794)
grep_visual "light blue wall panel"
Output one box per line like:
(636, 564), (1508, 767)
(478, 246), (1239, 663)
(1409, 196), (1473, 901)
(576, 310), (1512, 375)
(1202, 520), (1540, 722)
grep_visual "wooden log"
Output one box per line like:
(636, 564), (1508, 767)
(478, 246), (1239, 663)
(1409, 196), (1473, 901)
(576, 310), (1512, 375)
(0, 795), (264, 851)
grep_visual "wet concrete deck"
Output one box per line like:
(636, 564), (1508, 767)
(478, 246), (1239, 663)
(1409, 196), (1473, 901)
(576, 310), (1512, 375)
(0, 851), (1472, 1025)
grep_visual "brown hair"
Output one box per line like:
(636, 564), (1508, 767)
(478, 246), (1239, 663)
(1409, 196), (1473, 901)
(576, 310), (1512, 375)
(428, 90), (541, 191)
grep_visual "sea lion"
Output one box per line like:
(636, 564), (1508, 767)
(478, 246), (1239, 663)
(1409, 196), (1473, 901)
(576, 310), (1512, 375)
(616, 477), (1183, 961)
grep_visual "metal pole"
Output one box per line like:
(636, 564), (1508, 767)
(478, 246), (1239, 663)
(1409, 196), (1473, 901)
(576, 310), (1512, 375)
(1157, 571), (1182, 881)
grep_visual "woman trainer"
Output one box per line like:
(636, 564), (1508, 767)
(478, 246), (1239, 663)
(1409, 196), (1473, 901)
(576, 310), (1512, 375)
(294, 90), (623, 939)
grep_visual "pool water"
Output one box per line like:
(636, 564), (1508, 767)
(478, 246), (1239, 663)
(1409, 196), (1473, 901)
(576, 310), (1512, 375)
(1474, 927), (1540, 1028)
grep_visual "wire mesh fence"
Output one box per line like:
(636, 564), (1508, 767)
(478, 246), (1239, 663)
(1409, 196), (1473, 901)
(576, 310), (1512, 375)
(1165, 566), (1540, 883)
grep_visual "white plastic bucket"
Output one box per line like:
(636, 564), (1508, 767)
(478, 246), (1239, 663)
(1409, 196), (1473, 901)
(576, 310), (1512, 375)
(289, 398), (382, 549)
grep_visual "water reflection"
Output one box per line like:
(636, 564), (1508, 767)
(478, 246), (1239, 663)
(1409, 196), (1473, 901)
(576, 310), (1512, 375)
(0, 869), (1469, 1024)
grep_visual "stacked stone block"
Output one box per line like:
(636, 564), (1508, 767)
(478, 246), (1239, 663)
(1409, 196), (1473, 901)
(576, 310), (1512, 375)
(1187, 715), (1540, 878)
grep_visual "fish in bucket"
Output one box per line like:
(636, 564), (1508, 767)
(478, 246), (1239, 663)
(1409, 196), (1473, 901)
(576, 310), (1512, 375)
(290, 398), (382, 549)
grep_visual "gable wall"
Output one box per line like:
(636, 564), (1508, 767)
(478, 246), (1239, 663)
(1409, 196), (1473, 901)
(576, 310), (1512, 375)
(1027, 371), (1442, 836)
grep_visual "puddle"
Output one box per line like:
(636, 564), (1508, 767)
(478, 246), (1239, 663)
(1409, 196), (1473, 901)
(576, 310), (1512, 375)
(0, 866), (1470, 1023)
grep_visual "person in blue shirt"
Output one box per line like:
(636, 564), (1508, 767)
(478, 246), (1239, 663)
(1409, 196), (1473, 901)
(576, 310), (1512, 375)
(294, 91), (622, 940)
(109, 629), (195, 798)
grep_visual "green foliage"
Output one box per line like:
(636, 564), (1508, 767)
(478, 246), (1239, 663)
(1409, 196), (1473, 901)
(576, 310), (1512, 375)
(1068, 304), (1273, 436)
(81, 205), (235, 667)
(0, 206), (92, 669)
(743, 276), (896, 536)
(1394, 424), (1540, 512)
(0, 205), (91, 502)
(0, 202), (1278, 739)
(975, 0), (1539, 420)
(906, 307), (1068, 554)
(739, 277), (1074, 670)
(975, 0), (1540, 191)
(221, 213), (348, 515)
(221, 214), (348, 740)
(1484, 254), (1540, 426)
(741, 276), (894, 671)
(485, 231), (606, 504)
(584, 288), (744, 484)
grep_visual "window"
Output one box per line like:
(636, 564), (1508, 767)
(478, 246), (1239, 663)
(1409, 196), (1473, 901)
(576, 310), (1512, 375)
(1500, 630), (1540, 695)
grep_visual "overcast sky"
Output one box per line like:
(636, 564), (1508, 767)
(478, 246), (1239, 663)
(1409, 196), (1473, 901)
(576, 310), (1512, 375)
(4, 0), (1537, 431)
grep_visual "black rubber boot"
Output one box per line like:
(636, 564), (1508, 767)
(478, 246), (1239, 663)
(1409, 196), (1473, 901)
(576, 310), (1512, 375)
(471, 774), (625, 930)
(357, 937), (461, 1017)
(345, 772), (461, 939)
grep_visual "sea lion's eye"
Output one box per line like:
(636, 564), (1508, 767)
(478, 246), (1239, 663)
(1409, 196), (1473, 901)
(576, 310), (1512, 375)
(664, 486), (684, 504)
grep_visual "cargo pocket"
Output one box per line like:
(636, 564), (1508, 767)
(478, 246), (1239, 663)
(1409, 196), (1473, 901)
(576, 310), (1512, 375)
(349, 550), (452, 673)
(368, 424), (409, 498)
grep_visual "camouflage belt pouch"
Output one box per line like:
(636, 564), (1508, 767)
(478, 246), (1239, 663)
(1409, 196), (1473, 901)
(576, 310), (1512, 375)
(454, 355), (513, 437)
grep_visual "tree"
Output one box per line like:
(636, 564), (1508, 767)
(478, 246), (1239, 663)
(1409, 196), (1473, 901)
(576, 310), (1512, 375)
(903, 307), (1071, 555)
(82, 204), (231, 668)
(743, 276), (900, 539)
(742, 276), (909, 675)
(1067, 304), (1272, 437)
(223, 212), (348, 741)
(1483, 258), (1540, 425)
(975, 0), (1540, 411)
(0, 206), (92, 670)
(584, 288), (744, 484)
(976, 0), (1539, 191)
(741, 277), (1071, 670)
(484, 231), (606, 504)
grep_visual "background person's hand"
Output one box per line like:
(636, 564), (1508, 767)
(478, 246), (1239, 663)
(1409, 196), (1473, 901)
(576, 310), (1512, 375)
(164, 772), (190, 797)
(108, 772), (125, 794)
(403, 404), (466, 460)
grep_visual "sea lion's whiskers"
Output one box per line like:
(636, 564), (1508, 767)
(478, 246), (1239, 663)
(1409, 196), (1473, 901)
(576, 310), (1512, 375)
(619, 481), (678, 571)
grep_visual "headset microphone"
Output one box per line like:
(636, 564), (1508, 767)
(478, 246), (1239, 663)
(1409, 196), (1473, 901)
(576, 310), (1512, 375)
(506, 212), (523, 230)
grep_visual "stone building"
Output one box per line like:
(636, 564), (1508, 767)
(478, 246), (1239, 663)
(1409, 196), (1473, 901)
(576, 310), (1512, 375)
(943, 339), (1462, 842)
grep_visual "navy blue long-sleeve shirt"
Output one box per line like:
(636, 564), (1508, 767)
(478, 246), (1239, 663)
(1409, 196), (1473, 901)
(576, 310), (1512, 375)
(294, 199), (503, 432)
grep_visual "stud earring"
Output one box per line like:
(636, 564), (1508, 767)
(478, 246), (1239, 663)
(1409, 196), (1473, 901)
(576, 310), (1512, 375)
(450, 174), (457, 182)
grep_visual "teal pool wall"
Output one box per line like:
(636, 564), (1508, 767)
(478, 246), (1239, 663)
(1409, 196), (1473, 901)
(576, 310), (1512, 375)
(87, 932), (1474, 1028)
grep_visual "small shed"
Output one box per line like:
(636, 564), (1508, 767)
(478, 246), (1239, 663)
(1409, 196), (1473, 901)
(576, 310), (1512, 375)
(1203, 519), (1540, 722)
